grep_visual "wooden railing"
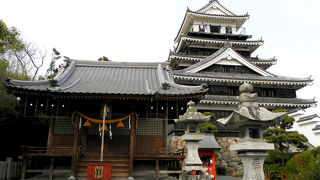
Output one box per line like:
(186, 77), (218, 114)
(0, 158), (23, 180)
(21, 146), (77, 156)
(135, 147), (184, 156)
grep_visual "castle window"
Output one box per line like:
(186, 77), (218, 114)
(199, 25), (205, 32)
(226, 26), (232, 34)
(222, 66), (235, 73)
(210, 25), (221, 33)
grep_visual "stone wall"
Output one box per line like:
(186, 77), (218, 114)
(216, 137), (242, 176)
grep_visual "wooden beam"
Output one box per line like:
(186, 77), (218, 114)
(129, 115), (136, 177)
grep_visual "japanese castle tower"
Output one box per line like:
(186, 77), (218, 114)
(168, 0), (315, 135)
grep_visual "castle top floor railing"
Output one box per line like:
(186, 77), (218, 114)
(188, 24), (247, 36)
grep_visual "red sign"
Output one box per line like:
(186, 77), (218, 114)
(87, 163), (112, 180)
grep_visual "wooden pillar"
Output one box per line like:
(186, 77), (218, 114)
(129, 115), (136, 177)
(47, 117), (55, 149)
(70, 115), (80, 178)
(155, 159), (159, 180)
(21, 158), (27, 179)
(49, 158), (54, 180)
(81, 128), (88, 154)
(23, 97), (28, 116)
(156, 101), (159, 118)
(163, 101), (168, 150)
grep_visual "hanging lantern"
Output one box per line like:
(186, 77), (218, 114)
(83, 119), (92, 127)
(116, 121), (125, 128)
(99, 124), (108, 131)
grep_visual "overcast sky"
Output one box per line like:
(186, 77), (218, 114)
(1, 0), (320, 115)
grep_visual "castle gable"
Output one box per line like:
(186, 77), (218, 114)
(185, 46), (274, 77)
(196, 0), (235, 16)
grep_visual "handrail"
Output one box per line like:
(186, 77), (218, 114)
(189, 24), (247, 35)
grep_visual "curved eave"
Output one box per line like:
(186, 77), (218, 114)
(250, 60), (277, 66)
(9, 87), (206, 101)
(173, 74), (312, 87)
(176, 36), (263, 53)
(169, 54), (204, 63)
(174, 11), (249, 44)
(169, 54), (277, 67)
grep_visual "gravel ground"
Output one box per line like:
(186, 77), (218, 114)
(27, 173), (242, 180)
(216, 176), (242, 180)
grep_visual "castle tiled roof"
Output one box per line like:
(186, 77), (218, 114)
(200, 95), (316, 108)
(176, 36), (263, 53)
(199, 134), (220, 149)
(173, 71), (311, 85)
(5, 60), (206, 99)
(297, 114), (319, 123)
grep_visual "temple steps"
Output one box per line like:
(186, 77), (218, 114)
(76, 156), (130, 180)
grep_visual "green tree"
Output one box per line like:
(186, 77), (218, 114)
(1, 19), (47, 80)
(0, 20), (24, 54)
(98, 56), (110, 61)
(263, 110), (308, 178)
(47, 48), (61, 79)
(200, 112), (217, 133)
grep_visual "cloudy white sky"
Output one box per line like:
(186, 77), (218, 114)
(1, 0), (320, 115)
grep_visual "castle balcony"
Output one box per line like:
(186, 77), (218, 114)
(187, 24), (251, 40)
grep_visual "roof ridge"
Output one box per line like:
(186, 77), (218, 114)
(196, 0), (237, 16)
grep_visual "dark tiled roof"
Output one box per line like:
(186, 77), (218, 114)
(199, 134), (220, 149)
(170, 53), (276, 64)
(6, 60), (206, 97)
(297, 114), (319, 123)
(312, 124), (320, 131)
(200, 95), (316, 108)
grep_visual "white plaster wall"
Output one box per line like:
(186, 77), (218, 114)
(289, 114), (320, 147)
(205, 8), (226, 15)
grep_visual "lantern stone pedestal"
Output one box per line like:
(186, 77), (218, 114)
(217, 83), (292, 180)
(175, 101), (210, 180)
(230, 140), (274, 180)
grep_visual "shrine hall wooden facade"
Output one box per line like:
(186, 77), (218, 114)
(4, 0), (317, 179)
(5, 60), (207, 179)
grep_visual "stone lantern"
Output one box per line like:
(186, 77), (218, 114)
(175, 101), (211, 180)
(217, 83), (290, 180)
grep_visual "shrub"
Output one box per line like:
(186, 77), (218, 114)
(200, 122), (217, 133)
(202, 112), (216, 120)
(284, 146), (320, 180)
